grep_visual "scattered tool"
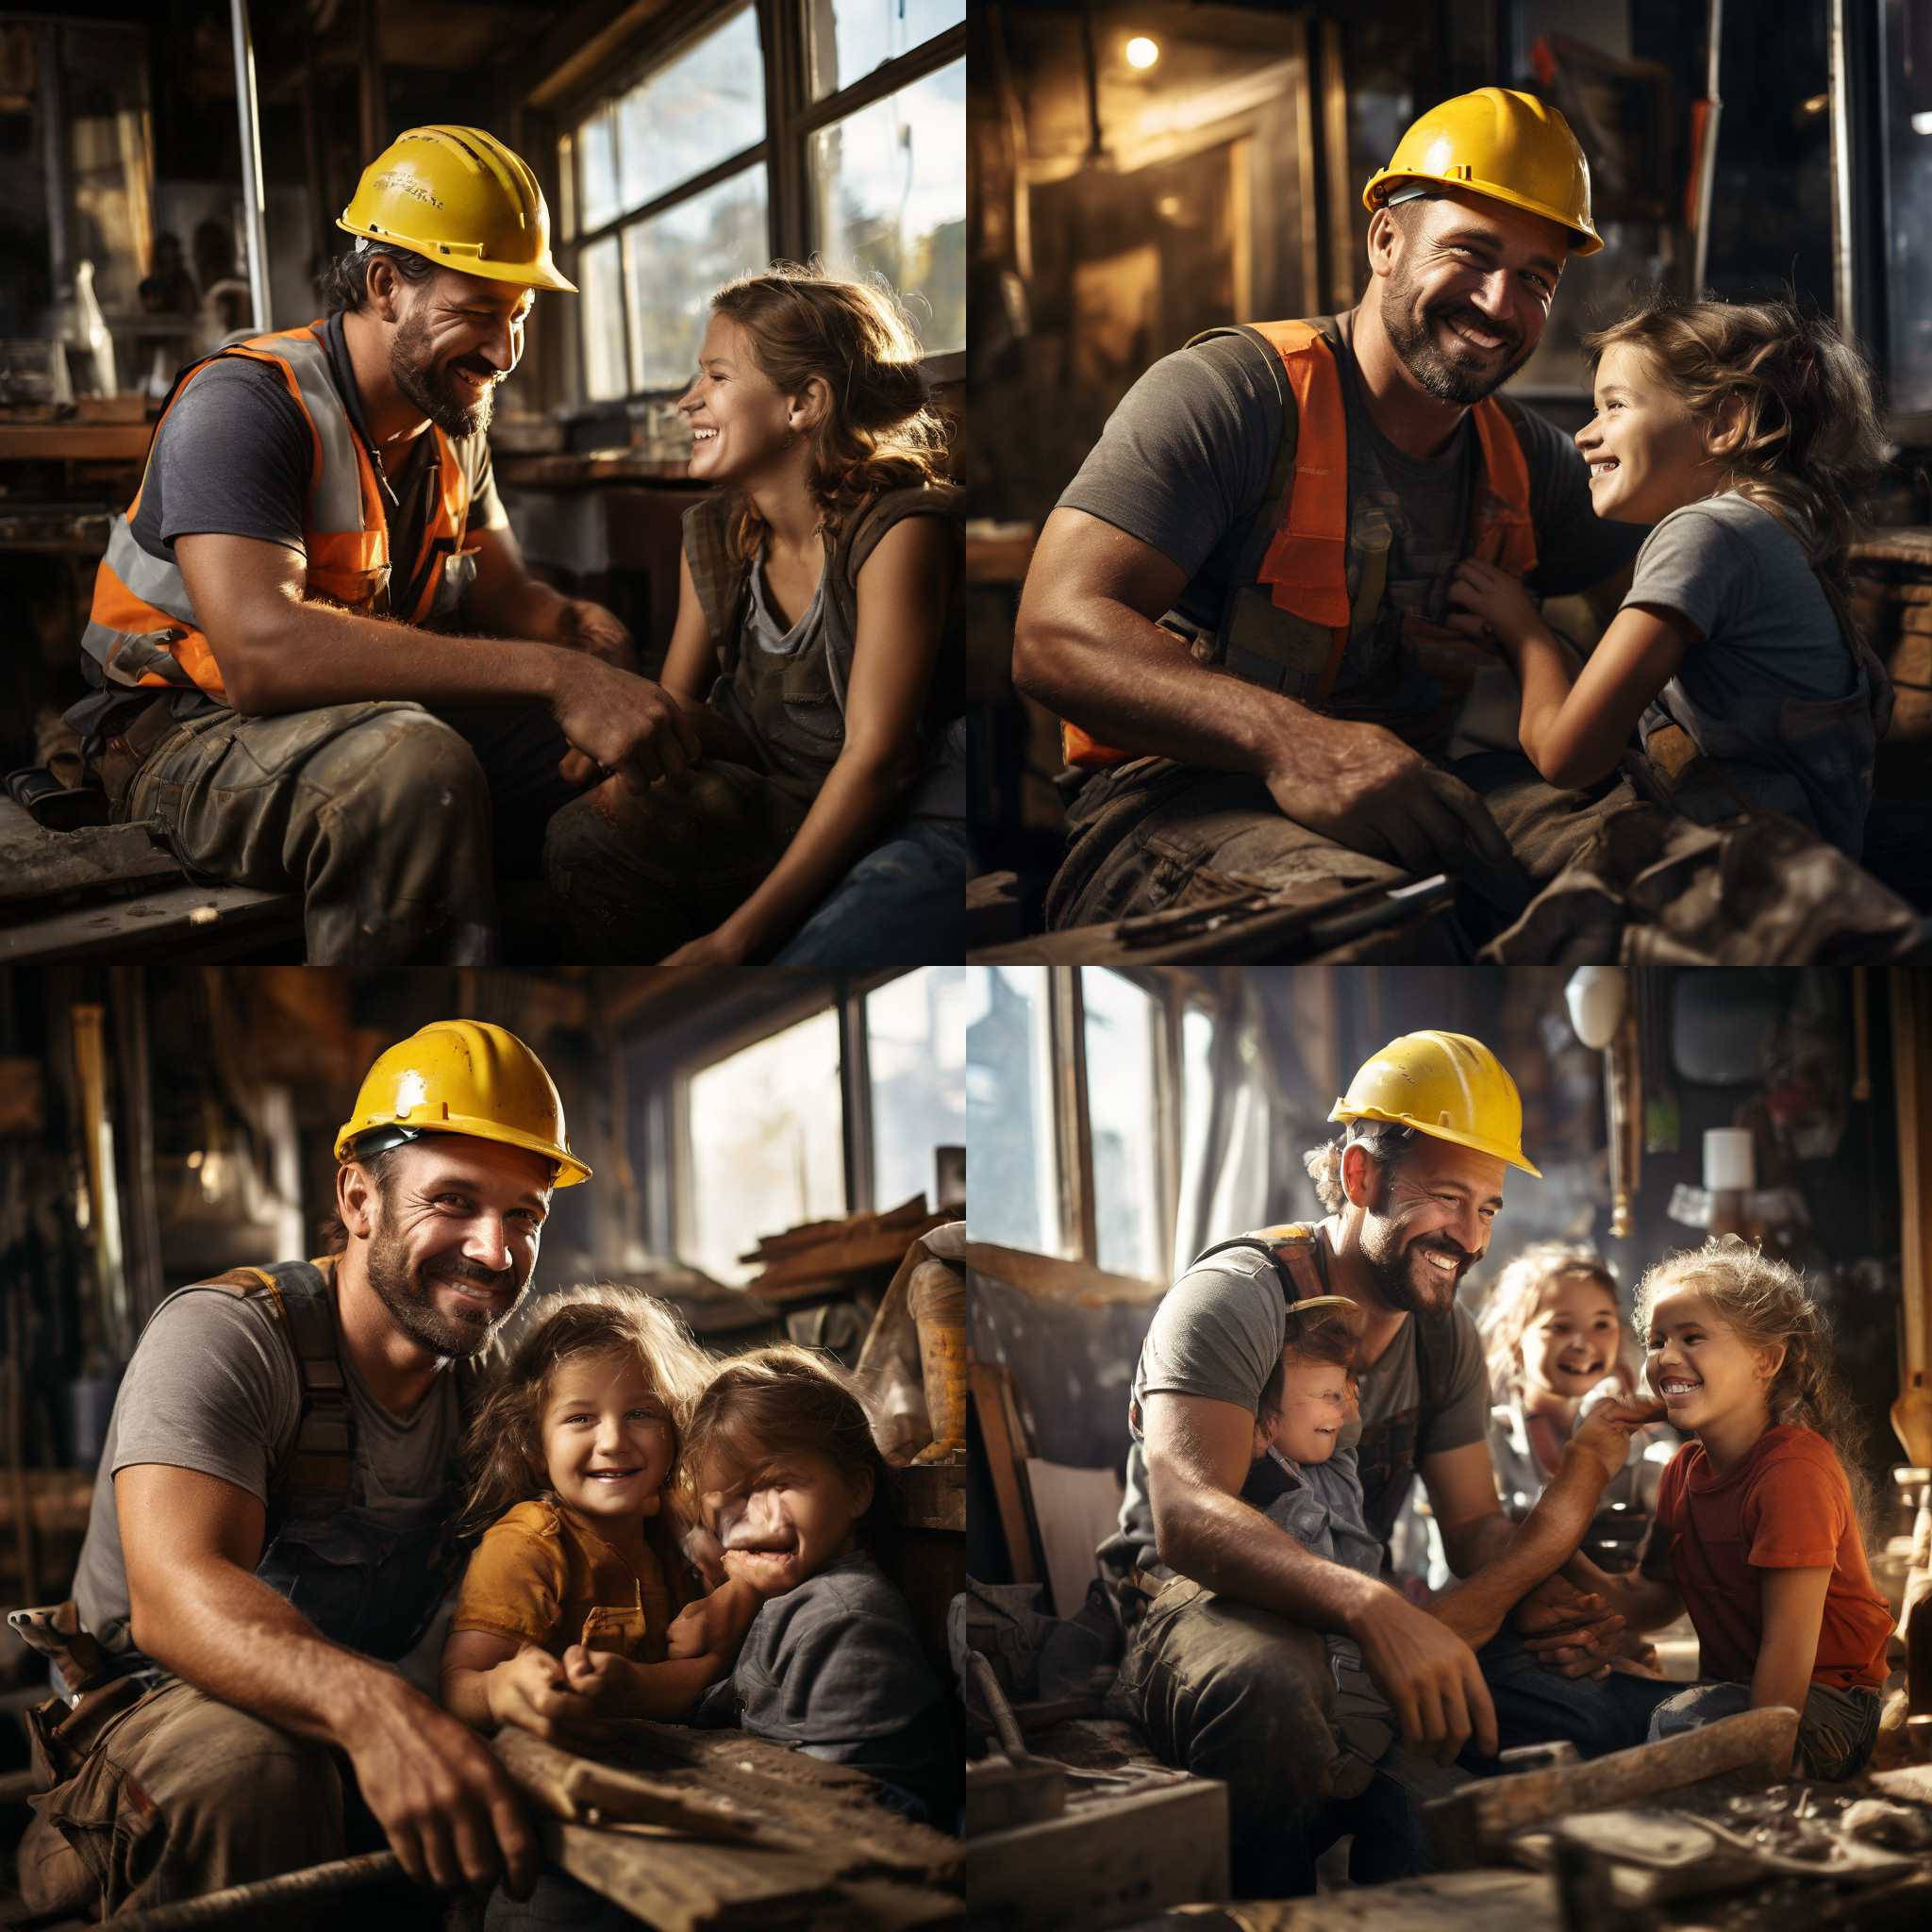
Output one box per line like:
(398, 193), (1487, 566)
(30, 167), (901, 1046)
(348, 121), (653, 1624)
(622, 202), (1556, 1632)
(109, 1851), (406, 1929)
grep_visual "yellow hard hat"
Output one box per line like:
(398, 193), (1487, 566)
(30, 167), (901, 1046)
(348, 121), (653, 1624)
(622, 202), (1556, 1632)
(335, 1020), (591, 1187)
(1363, 88), (1601, 257)
(1329, 1030), (1541, 1177)
(339, 125), (577, 293)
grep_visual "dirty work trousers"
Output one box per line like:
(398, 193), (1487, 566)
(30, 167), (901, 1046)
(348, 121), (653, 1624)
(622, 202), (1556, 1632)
(543, 760), (970, 964)
(1649, 1677), (1881, 1780)
(16, 1676), (351, 1920)
(122, 700), (585, 967)
(1113, 1578), (1682, 1899)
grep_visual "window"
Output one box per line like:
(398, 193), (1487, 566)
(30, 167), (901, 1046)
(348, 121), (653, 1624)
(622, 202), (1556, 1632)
(562, 0), (965, 404)
(1081, 969), (1159, 1279)
(965, 967), (1066, 1257)
(866, 967), (966, 1212)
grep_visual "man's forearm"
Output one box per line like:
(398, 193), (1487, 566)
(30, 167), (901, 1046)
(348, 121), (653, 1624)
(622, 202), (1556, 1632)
(469, 572), (575, 645)
(1435, 1457), (1612, 1642)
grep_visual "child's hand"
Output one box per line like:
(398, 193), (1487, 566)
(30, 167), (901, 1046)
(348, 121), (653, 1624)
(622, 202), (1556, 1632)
(486, 1643), (603, 1741)
(720, 1546), (794, 1600)
(1445, 559), (1542, 650)
(558, 1642), (621, 1710)
(666, 1595), (728, 1660)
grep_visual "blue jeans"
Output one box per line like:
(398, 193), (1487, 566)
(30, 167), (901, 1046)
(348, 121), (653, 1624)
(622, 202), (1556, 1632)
(771, 815), (971, 968)
(1649, 1677), (1881, 1779)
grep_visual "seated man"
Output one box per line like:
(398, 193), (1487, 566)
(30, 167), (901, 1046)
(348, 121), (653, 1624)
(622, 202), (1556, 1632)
(1097, 1030), (1677, 1896)
(67, 125), (697, 965)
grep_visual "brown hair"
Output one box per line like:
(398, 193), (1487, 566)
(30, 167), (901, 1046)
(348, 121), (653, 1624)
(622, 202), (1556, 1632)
(320, 1145), (406, 1256)
(1302, 1119), (1420, 1215)
(680, 1344), (895, 1553)
(458, 1284), (714, 1541)
(708, 261), (949, 560)
(1633, 1236), (1874, 1536)
(1477, 1242), (1638, 1406)
(1584, 296), (1888, 595)
(1258, 1307), (1358, 1423)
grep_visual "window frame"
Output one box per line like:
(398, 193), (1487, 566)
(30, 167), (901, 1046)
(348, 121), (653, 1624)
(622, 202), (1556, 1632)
(557, 0), (967, 407)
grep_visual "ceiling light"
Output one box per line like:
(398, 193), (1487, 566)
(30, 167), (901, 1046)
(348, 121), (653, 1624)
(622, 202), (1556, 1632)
(1125, 36), (1159, 70)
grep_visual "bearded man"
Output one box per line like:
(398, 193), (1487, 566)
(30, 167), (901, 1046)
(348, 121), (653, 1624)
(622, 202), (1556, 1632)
(1095, 1032), (1677, 1897)
(1014, 90), (1650, 947)
(13, 1022), (585, 1917)
(67, 126), (697, 965)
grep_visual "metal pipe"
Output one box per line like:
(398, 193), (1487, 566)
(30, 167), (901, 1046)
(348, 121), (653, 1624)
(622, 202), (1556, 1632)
(1690, 0), (1724, 295)
(1827, 0), (1857, 339)
(228, 0), (271, 332)
(114, 1852), (405, 1930)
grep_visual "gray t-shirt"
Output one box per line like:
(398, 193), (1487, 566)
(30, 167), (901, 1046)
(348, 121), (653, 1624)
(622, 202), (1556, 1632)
(72, 1281), (460, 1657)
(1059, 318), (1647, 646)
(1104, 1239), (1490, 1583)
(1622, 493), (1856, 710)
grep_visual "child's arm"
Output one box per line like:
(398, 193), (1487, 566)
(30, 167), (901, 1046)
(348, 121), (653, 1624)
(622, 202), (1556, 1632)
(665, 1574), (764, 1664)
(1558, 1512), (1683, 1634)
(1446, 560), (1698, 790)
(558, 1642), (737, 1721)
(1751, 1566), (1832, 1719)
(440, 1627), (604, 1739)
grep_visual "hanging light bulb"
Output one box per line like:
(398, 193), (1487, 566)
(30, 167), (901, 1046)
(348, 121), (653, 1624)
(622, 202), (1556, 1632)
(1125, 35), (1160, 70)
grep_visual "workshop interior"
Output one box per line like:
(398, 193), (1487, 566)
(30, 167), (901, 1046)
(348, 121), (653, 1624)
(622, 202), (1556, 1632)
(964, 963), (1932, 1924)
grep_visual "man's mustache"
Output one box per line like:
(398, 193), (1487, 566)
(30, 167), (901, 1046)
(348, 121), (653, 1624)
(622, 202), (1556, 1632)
(426, 1257), (516, 1291)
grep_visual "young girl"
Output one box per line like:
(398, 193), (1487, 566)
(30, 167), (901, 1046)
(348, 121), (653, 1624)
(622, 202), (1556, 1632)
(1446, 298), (1892, 859)
(1477, 1243), (1670, 1571)
(1559, 1238), (1891, 1778)
(669, 1345), (959, 1829)
(440, 1288), (730, 1740)
(544, 263), (967, 968)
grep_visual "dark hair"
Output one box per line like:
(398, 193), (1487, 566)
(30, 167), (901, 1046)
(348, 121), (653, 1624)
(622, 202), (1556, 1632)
(680, 1344), (896, 1554)
(320, 1143), (407, 1255)
(319, 241), (438, 317)
(1301, 1119), (1420, 1215)
(708, 262), (949, 560)
(1259, 1307), (1357, 1424)
(1584, 295), (1888, 594)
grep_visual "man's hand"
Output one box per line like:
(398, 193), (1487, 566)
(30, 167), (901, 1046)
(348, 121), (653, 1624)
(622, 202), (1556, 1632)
(1261, 714), (1525, 887)
(1512, 1574), (1625, 1679)
(1565, 1397), (1666, 1486)
(346, 1674), (538, 1898)
(556, 598), (640, 673)
(547, 657), (702, 788)
(1353, 1589), (1499, 1765)
(484, 1642), (604, 1741)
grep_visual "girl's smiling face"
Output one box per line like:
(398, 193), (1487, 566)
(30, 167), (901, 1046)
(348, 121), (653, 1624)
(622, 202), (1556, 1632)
(1574, 341), (1720, 525)
(698, 1445), (872, 1599)
(677, 314), (796, 484)
(539, 1350), (675, 1526)
(1644, 1288), (1779, 1432)
(1522, 1275), (1624, 1408)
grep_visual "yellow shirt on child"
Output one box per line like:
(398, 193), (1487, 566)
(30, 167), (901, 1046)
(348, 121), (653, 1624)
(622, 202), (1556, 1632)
(453, 1498), (680, 1661)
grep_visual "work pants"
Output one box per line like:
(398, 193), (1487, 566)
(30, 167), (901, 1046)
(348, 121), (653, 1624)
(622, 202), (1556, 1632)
(1112, 1576), (1681, 1900)
(1649, 1677), (1882, 1780)
(122, 700), (584, 967)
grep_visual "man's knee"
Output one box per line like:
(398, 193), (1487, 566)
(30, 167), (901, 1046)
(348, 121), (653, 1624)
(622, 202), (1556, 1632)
(338, 711), (491, 834)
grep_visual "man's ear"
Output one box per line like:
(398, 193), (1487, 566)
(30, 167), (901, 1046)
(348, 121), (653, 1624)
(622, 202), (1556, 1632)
(1339, 1141), (1378, 1210)
(1364, 205), (1403, 283)
(337, 1161), (379, 1241)
(363, 256), (406, 325)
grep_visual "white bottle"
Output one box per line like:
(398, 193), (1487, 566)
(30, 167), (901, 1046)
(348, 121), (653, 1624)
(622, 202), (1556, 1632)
(74, 258), (118, 397)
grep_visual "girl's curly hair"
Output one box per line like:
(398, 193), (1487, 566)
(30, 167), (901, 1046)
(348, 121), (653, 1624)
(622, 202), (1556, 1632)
(457, 1284), (714, 1543)
(708, 261), (950, 561)
(1633, 1236), (1874, 1537)
(1476, 1242), (1639, 1407)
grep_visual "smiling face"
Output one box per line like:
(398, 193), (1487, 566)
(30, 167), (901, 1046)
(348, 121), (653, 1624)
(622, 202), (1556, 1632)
(1261, 1355), (1354, 1465)
(385, 267), (531, 439)
(1522, 1274), (1624, 1410)
(1644, 1287), (1779, 1434)
(1575, 341), (1720, 524)
(539, 1349), (675, 1527)
(678, 313), (798, 484)
(352, 1137), (551, 1357)
(1350, 1132), (1507, 1319)
(1374, 191), (1568, 406)
(698, 1443), (873, 1598)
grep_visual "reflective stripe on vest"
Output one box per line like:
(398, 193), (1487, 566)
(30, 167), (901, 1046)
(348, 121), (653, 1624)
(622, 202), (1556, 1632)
(1060, 321), (1539, 771)
(80, 323), (471, 702)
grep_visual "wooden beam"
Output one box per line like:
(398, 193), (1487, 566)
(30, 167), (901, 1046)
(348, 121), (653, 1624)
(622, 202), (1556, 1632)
(965, 1240), (1165, 1305)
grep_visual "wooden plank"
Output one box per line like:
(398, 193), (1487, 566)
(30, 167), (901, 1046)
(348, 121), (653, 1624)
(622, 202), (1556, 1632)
(0, 800), (183, 904)
(493, 1729), (770, 1841)
(1183, 1870), (1559, 1931)
(0, 421), (151, 460)
(964, 1240), (1167, 1306)
(547, 1818), (840, 1931)
(969, 1361), (1038, 1586)
(0, 881), (301, 964)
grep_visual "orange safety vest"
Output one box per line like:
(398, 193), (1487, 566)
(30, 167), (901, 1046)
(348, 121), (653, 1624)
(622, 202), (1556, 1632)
(79, 322), (473, 703)
(1061, 318), (1539, 770)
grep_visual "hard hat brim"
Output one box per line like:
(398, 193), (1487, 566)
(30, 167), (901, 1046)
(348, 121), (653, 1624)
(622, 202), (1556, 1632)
(336, 219), (578, 293)
(1327, 1099), (1543, 1179)
(334, 1114), (591, 1187)
(1362, 170), (1603, 257)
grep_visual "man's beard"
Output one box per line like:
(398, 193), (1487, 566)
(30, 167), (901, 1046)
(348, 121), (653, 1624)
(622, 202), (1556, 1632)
(1359, 1219), (1470, 1324)
(1381, 256), (1529, 407)
(364, 1220), (525, 1357)
(390, 306), (496, 439)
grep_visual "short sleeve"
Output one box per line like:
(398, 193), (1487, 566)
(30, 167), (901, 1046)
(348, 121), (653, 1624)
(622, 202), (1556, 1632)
(1417, 1305), (1490, 1457)
(151, 358), (311, 555)
(452, 1516), (566, 1648)
(1622, 505), (1750, 641)
(1137, 1257), (1285, 1416)
(1058, 334), (1281, 582)
(466, 437), (509, 533)
(1515, 403), (1648, 595)
(1744, 1455), (1846, 1569)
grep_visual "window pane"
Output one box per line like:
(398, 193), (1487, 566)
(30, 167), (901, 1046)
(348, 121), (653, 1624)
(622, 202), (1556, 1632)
(578, 108), (619, 234)
(1175, 1005), (1214, 1277)
(965, 967), (1064, 1257)
(685, 1011), (845, 1287)
(807, 0), (965, 102)
(622, 165), (769, 392)
(558, 132), (576, 243)
(618, 2), (765, 215)
(578, 235), (627, 400)
(808, 56), (965, 354)
(867, 968), (966, 1212)
(1083, 969), (1159, 1279)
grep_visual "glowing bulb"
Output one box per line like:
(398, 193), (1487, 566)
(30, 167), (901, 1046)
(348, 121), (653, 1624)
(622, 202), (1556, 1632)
(1125, 36), (1159, 70)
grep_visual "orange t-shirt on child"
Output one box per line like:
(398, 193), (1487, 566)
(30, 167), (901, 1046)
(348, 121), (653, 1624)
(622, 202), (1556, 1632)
(1654, 1424), (1890, 1691)
(452, 1498), (690, 1661)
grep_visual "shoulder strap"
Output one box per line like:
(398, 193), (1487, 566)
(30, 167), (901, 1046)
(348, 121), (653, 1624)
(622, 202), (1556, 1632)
(1188, 1223), (1328, 1307)
(681, 496), (749, 672)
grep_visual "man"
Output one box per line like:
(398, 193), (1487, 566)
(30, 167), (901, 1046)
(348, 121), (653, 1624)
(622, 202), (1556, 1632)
(1013, 90), (1648, 946)
(1098, 1030), (1676, 1896)
(14, 1021), (593, 1916)
(68, 125), (698, 965)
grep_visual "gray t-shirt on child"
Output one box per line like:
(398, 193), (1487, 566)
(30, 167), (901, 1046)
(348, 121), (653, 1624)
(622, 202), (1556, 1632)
(1622, 493), (1856, 711)
(1101, 1240), (1491, 1584)
(71, 1280), (460, 1657)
